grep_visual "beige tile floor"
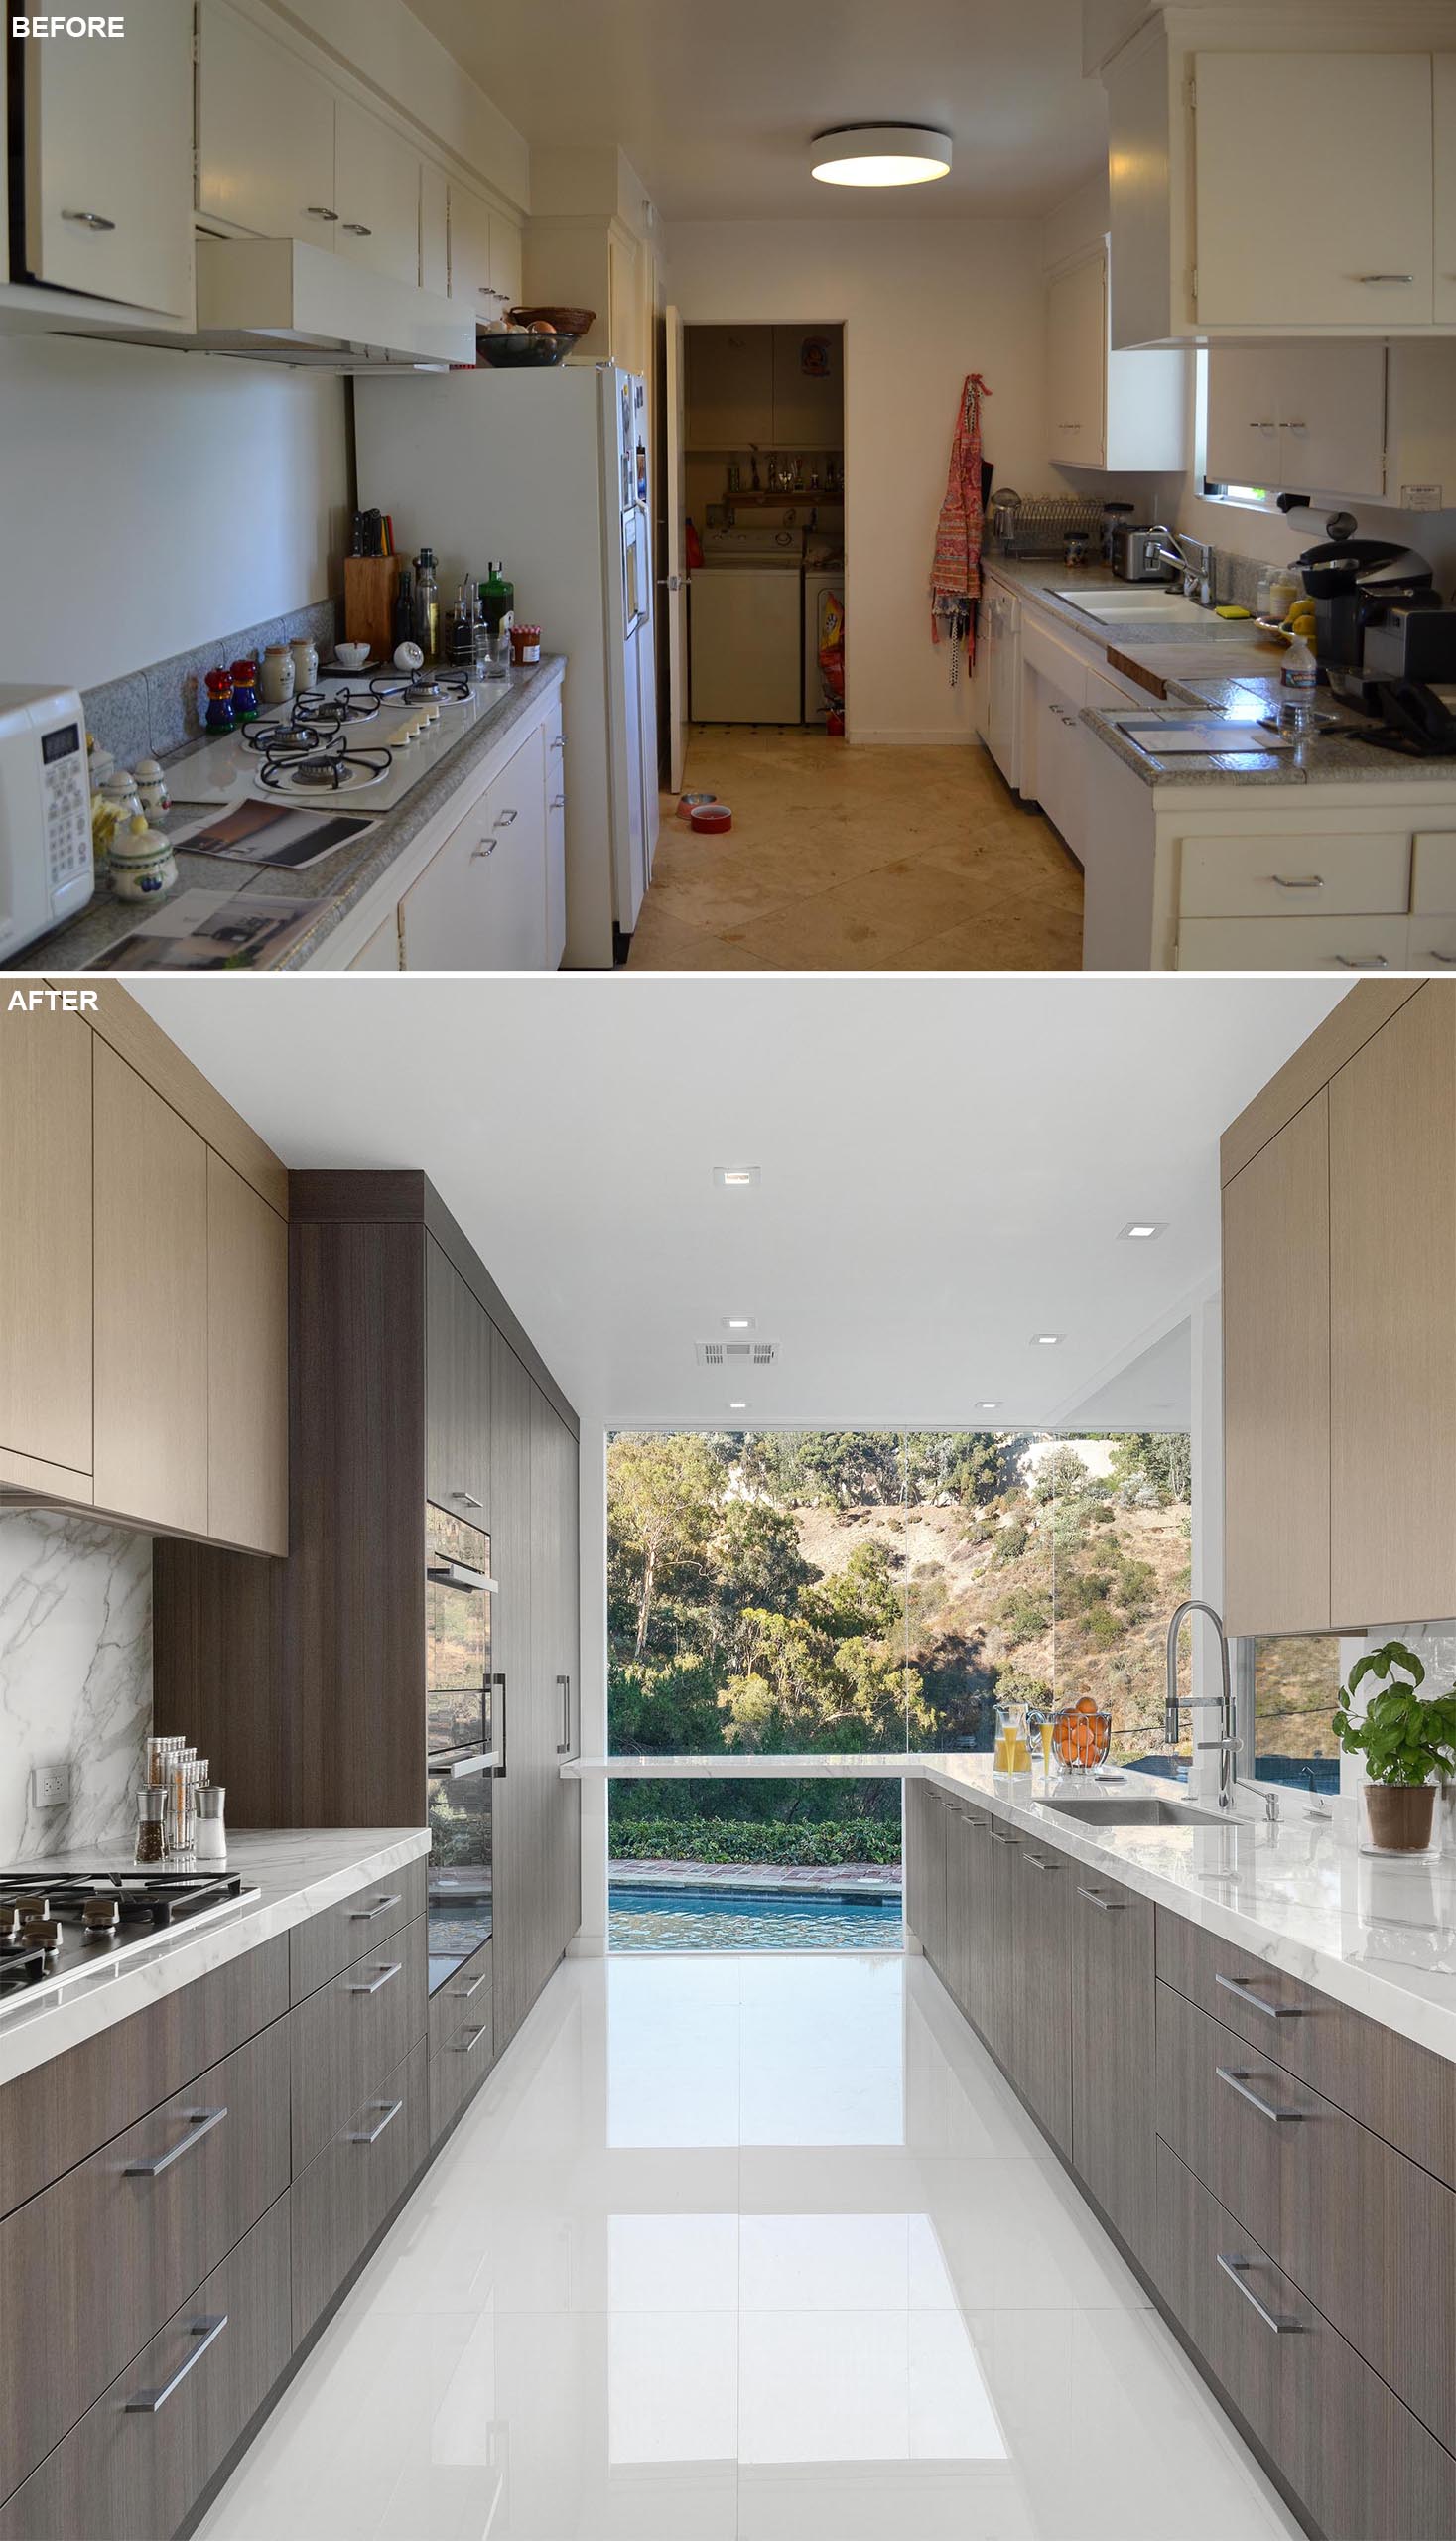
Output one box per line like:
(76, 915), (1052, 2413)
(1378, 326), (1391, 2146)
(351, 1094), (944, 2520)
(626, 728), (1084, 972)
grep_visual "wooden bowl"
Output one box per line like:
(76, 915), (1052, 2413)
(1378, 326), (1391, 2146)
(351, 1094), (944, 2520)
(509, 305), (596, 337)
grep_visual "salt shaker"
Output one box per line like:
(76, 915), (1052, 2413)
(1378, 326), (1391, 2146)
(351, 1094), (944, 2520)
(196, 1784), (227, 1864)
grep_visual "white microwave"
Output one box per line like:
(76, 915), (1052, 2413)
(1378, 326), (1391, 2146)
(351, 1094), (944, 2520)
(0, 685), (95, 961)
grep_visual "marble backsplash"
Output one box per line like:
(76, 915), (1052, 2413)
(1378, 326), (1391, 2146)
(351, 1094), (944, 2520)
(0, 1510), (152, 1864)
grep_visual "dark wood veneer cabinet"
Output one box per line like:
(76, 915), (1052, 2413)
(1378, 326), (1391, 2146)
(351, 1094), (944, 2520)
(289, 1859), (428, 2006)
(291, 2036), (429, 2345)
(429, 1938), (494, 2146)
(290, 1912), (428, 2175)
(1070, 1866), (1155, 2269)
(1009, 1839), (1072, 2154)
(0, 2198), (292, 2541)
(425, 1236), (491, 1520)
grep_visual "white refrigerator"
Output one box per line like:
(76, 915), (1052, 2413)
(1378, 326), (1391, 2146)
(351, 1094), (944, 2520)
(355, 362), (659, 968)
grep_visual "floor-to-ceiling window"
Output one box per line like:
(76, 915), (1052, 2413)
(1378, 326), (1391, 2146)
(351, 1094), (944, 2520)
(606, 1428), (1193, 1945)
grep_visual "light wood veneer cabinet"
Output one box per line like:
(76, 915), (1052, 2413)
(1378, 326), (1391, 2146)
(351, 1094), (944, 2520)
(92, 1044), (209, 1539)
(0, 1007), (92, 1494)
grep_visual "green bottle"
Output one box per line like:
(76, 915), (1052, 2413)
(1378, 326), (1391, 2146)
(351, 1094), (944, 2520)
(479, 560), (515, 635)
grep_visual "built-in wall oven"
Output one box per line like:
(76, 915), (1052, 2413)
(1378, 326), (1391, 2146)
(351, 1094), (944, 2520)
(425, 1503), (498, 1992)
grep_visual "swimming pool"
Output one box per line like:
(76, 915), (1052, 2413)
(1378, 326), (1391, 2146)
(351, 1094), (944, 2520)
(609, 1884), (905, 1952)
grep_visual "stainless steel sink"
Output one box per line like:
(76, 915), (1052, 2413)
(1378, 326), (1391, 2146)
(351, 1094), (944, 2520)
(1042, 1795), (1227, 1828)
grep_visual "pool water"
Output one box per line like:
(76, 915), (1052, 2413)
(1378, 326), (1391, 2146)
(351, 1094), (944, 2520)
(609, 1884), (904, 1952)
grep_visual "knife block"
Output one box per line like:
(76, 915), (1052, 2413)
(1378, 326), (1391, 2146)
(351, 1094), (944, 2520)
(343, 556), (402, 663)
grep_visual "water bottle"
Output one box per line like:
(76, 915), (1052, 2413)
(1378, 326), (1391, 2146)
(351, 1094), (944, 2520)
(1278, 634), (1319, 735)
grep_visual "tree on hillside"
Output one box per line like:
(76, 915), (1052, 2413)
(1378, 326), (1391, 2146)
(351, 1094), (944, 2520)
(608, 1431), (725, 1661)
(1109, 1433), (1192, 1504)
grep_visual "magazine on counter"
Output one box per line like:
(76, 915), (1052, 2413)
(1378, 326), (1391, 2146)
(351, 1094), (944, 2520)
(88, 889), (321, 971)
(165, 798), (379, 867)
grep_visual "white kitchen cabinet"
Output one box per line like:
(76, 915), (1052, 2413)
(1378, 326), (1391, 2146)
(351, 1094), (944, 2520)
(197, 0), (338, 253)
(21, 0), (193, 320)
(1438, 58), (1456, 328)
(1205, 342), (1389, 500)
(334, 98), (422, 289)
(1178, 914), (1413, 972)
(545, 702), (568, 970)
(1194, 55), (1433, 330)
(449, 180), (494, 316)
(489, 218), (523, 312)
(1047, 245), (1186, 471)
(348, 912), (402, 971)
(401, 727), (549, 971)
(420, 162), (450, 297)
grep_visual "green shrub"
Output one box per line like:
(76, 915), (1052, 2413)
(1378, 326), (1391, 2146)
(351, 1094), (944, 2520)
(998, 1590), (1049, 1641)
(609, 1814), (902, 1866)
(993, 1522), (1028, 1565)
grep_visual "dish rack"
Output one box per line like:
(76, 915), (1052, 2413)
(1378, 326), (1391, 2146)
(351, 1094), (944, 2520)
(990, 495), (1108, 560)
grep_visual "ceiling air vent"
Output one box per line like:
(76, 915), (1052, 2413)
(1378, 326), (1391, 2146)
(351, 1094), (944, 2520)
(695, 1340), (779, 1369)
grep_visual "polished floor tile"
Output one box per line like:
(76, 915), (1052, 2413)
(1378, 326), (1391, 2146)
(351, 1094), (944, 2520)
(197, 1954), (1302, 2541)
(627, 728), (1083, 972)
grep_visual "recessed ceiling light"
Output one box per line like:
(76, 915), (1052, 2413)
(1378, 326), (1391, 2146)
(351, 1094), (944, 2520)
(1032, 1334), (1064, 1347)
(714, 1166), (760, 1189)
(810, 123), (953, 187)
(728, 1401), (748, 1411)
(975, 1401), (1001, 1411)
(1118, 1221), (1167, 1241)
(723, 1316), (755, 1330)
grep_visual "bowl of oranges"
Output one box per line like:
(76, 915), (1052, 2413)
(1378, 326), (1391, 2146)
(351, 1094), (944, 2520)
(1050, 1696), (1112, 1772)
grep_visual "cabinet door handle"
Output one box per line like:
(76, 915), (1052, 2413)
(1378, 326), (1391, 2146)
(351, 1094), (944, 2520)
(550, 792), (566, 809)
(1425, 949), (1456, 965)
(471, 839), (497, 862)
(1358, 273), (1414, 285)
(492, 1672), (507, 1776)
(124, 2105), (227, 2177)
(62, 208), (117, 231)
(1216, 2066), (1310, 2125)
(495, 807), (519, 826)
(551, 735), (566, 752)
(124, 2314), (227, 2412)
(1216, 2253), (1305, 2334)
(453, 1967), (490, 2000)
(452, 2020), (491, 2055)
(348, 2096), (403, 2145)
(1076, 1885), (1127, 1911)
(341, 222), (374, 237)
(1024, 1852), (1061, 1872)
(557, 1672), (572, 1755)
(451, 1488), (484, 1508)
(1215, 1971), (1307, 2021)
(350, 1893), (401, 1922)
(1284, 421), (1307, 432)
(989, 1830), (1016, 1846)
(348, 1960), (401, 1996)
(1269, 874), (1323, 890)
(1333, 953), (1389, 968)
(307, 206), (339, 221)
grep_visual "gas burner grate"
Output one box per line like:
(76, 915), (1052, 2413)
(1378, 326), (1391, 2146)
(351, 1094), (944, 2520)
(369, 673), (472, 709)
(257, 745), (393, 796)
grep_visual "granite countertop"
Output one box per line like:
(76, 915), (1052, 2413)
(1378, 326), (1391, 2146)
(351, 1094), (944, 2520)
(16, 658), (565, 974)
(919, 1757), (1456, 2067)
(983, 556), (1456, 792)
(0, 1827), (429, 2087)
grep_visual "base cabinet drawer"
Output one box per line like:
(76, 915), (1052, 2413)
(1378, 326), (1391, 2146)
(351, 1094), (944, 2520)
(1178, 830), (1411, 920)
(1156, 2141), (1456, 2541)
(291, 1914), (427, 2173)
(1156, 1978), (1456, 2456)
(1177, 913), (1412, 972)
(0, 2196), (291, 2541)
(428, 1941), (494, 2146)
(0, 2018), (290, 2499)
(289, 1857), (427, 2004)
(291, 2037), (428, 2345)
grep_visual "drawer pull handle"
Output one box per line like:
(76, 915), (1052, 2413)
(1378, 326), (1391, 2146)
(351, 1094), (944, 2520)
(452, 2021), (490, 2055)
(1333, 953), (1389, 968)
(1216, 2253), (1305, 2335)
(1358, 273), (1414, 286)
(1216, 2065), (1310, 2124)
(551, 736), (566, 752)
(1425, 950), (1456, 965)
(1024, 1852), (1061, 1872)
(453, 1967), (490, 2000)
(1076, 1885), (1127, 1911)
(348, 1960), (401, 1996)
(125, 2313), (228, 2412)
(1269, 874), (1323, 890)
(63, 208), (117, 231)
(349, 2096), (404, 2145)
(495, 807), (519, 826)
(125, 2105), (227, 2177)
(471, 839), (497, 861)
(452, 1489), (483, 1508)
(350, 1894), (401, 1921)
(307, 206), (339, 221)
(1215, 1971), (1307, 2021)
(550, 792), (566, 809)
(341, 222), (374, 237)
(989, 1830), (1017, 1846)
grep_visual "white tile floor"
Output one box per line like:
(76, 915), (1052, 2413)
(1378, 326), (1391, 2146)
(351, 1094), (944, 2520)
(196, 1953), (1306, 2541)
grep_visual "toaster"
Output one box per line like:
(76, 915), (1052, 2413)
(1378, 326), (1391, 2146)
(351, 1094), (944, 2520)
(1111, 526), (1176, 585)
(0, 686), (94, 960)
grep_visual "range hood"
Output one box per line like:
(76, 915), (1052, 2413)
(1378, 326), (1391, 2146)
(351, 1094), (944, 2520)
(189, 233), (474, 371)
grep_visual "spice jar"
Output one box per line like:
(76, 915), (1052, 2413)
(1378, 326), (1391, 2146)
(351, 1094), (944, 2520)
(135, 1786), (167, 1866)
(260, 643), (295, 707)
(203, 667), (235, 734)
(230, 660), (260, 724)
(289, 634), (320, 695)
(511, 622), (542, 667)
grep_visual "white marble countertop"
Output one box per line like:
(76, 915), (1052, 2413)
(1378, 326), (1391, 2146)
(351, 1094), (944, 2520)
(0, 1827), (429, 2089)
(566, 1751), (1456, 2065)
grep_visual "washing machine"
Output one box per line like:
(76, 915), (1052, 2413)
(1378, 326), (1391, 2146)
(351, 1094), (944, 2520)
(803, 551), (845, 727)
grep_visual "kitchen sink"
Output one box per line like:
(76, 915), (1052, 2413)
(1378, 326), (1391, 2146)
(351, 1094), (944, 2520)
(1042, 1795), (1227, 1828)
(1053, 590), (1218, 626)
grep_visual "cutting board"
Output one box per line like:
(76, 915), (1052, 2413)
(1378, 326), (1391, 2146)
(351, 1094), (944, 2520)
(1106, 636), (1285, 699)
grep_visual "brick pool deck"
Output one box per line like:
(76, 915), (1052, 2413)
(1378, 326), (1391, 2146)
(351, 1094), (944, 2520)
(609, 1859), (902, 1900)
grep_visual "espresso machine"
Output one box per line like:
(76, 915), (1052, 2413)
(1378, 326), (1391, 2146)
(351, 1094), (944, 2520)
(1292, 518), (1435, 671)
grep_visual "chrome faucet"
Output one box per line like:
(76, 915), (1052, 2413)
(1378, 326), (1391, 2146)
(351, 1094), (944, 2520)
(1164, 1599), (1240, 1811)
(1147, 523), (1214, 608)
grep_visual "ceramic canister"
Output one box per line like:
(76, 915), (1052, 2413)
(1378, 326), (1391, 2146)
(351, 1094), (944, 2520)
(109, 816), (178, 903)
(260, 644), (295, 707)
(289, 635), (320, 692)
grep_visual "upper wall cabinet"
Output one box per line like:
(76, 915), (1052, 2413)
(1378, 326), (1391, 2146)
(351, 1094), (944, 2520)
(1105, 30), (1456, 343)
(18, 0), (194, 321)
(1046, 242), (1185, 471)
(448, 181), (520, 319)
(92, 1045), (210, 1541)
(335, 98), (426, 289)
(1205, 342), (1388, 501)
(0, 1010), (93, 1497)
(196, 2), (339, 254)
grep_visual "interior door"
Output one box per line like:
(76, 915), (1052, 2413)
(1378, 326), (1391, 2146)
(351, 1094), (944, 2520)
(661, 306), (689, 793)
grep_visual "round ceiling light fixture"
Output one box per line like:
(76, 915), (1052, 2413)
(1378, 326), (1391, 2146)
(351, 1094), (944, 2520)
(809, 123), (953, 188)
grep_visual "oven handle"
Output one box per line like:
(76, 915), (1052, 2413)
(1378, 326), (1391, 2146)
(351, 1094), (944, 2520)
(491, 1672), (507, 1777)
(428, 1748), (499, 1780)
(427, 1560), (495, 1593)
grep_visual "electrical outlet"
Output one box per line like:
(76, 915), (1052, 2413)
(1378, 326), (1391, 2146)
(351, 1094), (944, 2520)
(30, 1763), (71, 1811)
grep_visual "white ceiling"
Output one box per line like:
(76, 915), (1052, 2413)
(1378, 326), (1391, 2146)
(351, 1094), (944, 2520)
(124, 977), (1348, 1437)
(405, 0), (1109, 220)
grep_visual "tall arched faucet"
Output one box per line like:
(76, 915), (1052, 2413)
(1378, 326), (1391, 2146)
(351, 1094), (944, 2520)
(1164, 1600), (1239, 1811)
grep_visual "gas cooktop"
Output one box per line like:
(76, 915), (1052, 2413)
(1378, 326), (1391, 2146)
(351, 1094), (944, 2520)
(0, 1870), (261, 2016)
